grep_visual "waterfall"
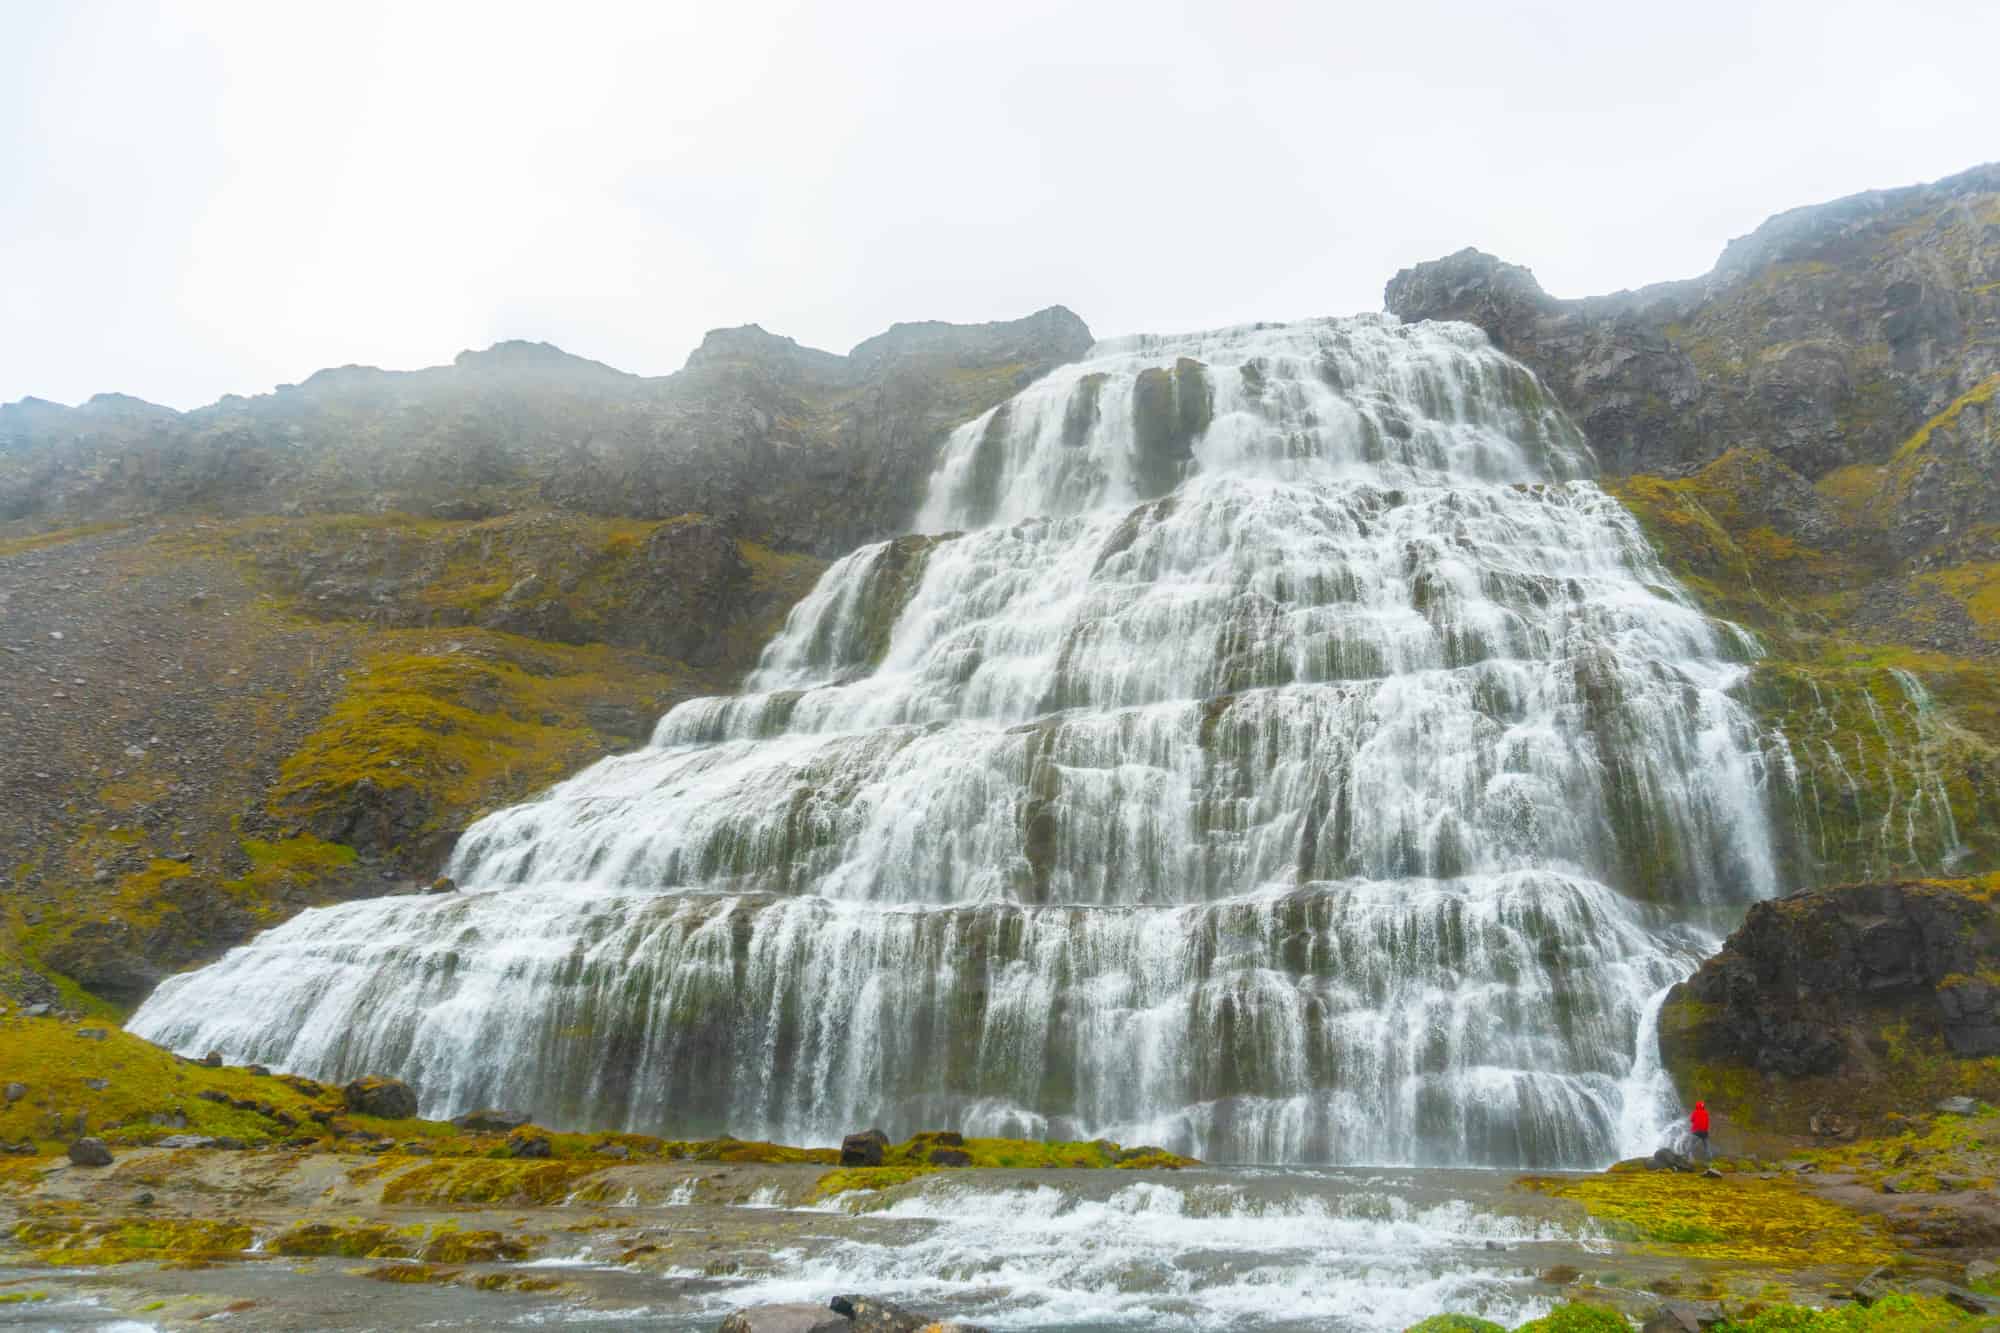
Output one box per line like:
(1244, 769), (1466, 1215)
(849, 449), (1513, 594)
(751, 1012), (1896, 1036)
(130, 316), (1781, 1166)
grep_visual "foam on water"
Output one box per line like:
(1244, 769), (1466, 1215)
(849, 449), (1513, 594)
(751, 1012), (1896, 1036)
(133, 315), (1784, 1167)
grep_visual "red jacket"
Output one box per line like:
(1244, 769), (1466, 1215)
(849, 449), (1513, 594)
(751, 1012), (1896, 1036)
(1691, 1103), (1710, 1134)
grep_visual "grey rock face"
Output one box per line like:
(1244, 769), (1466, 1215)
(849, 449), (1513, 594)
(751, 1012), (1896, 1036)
(341, 1075), (418, 1120)
(1385, 162), (2000, 484)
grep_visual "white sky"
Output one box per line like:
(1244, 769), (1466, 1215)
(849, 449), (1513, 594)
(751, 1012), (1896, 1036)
(4, 0), (1997, 410)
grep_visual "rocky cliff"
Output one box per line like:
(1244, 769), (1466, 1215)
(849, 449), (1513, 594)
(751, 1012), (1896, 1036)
(0, 308), (1090, 1009)
(0, 306), (1093, 557)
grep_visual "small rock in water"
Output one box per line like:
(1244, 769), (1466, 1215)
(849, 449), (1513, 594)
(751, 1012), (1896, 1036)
(840, 1128), (889, 1167)
(1936, 1095), (1981, 1116)
(67, 1137), (113, 1167)
(1536, 1265), (1581, 1286)
(716, 1306), (850, 1333)
(427, 876), (457, 894)
(830, 1294), (991, 1332)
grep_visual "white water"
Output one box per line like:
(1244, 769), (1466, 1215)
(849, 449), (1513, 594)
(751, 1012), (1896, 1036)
(132, 315), (1781, 1167)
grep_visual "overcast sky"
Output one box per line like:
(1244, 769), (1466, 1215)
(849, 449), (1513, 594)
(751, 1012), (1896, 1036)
(4, 0), (1996, 410)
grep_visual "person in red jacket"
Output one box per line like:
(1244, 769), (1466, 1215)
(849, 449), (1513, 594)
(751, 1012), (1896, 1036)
(1690, 1100), (1711, 1162)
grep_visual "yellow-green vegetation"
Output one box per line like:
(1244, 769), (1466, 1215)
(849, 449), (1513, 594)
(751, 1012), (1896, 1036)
(1796, 1103), (2000, 1193)
(1523, 1172), (1893, 1267)
(0, 1015), (336, 1151)
(1401, 1316), (1508, 1333)
(1512, 1305), (1629, 1333)
(1715, 1293), (1998, 1331)
(0, 521), (126, 557)
(378, 1158), (605, 1207)
(359, 1262), (457, 1284)
(811, 1133), (1198, 1198)
(1886, 374), (1998, 467)
(13, 1216), (254, 1265)
(0, 1292), (51, 1303)
(270, 629), (681, 850)
(271, 1222), (413, 1259)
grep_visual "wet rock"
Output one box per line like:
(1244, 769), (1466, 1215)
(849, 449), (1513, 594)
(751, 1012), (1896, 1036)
(451, 1108), (530, 1132)
(156, 1134), (221, 1149)
(594, 1142), (630, 1160)
(276, 1074), (324, 1097)
(1937, 1095), (1981, 1116)
(505, 1128), (552, 1159)
(840, 1128), (889, 1167)
(67, 1137), (112, 1167)
(1650, 1148), (1695, 1173)
(926, 1148), (973, 1167)
(1642, 1301), (1724, 1332)
(1536, 1265), (1581, 1285)
(342, 1075), (418, 1120)
(201, 1050), (223, 1068)
(3, 1082), (25, 1103)
(831, 1294), (991, 1332)
(214, 1136), (247, 1151)
(245, 1064), (269, 1076)
(716, 1306), (850, 1333)
(426, 876), (457, 895)
(134, 1190), (155, 1206)
(1, 1140), (37, 1155)
(1851, 1267), (1896, 1305)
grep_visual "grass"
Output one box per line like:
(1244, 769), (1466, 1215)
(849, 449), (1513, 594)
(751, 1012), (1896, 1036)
(811, 1132), (1198, 1199)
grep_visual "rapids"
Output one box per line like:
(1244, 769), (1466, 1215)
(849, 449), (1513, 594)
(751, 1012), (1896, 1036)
(131, 316), (1785, 1167)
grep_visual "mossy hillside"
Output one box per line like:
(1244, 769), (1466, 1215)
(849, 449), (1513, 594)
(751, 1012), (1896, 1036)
(1522, 1171), (1893, 1268)
(0, 521), (128, 557)
(268, 628), (680, 855)
(12, 1216), (256, 1266)
(0, 1015), (341, 1151)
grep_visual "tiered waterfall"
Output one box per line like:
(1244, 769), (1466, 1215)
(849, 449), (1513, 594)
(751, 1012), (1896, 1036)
(130, 316), (1784, 1167)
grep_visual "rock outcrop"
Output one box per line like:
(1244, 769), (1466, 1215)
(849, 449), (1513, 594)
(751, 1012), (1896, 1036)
(1385, 163), (2000, 487)
(1659, 874), (2000, 1129)
(0, 308), (1093, 557)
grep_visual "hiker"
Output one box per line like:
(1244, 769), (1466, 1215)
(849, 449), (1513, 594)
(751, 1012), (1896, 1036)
(1690, 1099), (1711, 1162)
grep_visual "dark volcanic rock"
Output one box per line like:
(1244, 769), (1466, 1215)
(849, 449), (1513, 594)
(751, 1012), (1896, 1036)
(840, 1128), (889, 1167)
(831, 1294), (990, 1332)
(66, 1136), (112, 1167)
(1385, 162), (2000, 484)
(717, 1306), (851, 1333)
(1660, 879), (2000, 1079)
(342, 1075), (418, 1120)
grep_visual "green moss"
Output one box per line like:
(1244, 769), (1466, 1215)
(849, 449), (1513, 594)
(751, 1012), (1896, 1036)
(1523, 1171), (1892, 1267)
(0, 1015), (342, 1152)
(272, 1222), (413, 1258)
(1401, 1317), (1507, 1333)
(1718, 1293), (1995, 1331)
(377, 1158), (602, 1206)
(1512, 1305), (1629, 1333)
(16, 1215), (255, 1265)
(0, 522), (126, 558)
(1887, 375), (1998, 466)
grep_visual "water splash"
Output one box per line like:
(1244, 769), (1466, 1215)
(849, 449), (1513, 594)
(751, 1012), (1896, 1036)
(132, 316), (1781, 1166)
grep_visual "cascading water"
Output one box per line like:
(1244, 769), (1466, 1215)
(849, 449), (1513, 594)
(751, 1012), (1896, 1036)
(131, 316), (1783, 1167)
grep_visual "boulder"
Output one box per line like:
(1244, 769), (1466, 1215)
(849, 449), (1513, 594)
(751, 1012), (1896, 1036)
(927, 1148), (973, 1167)
(505, 1128), (552, 1159)
(2, 1082), (24, 1103)
(831, 1295), (990, 1332)
(1904, 1278), (2000, 1315)
(1936, 1096), (1981, 1116)
(451, 1108), (531, 1132)
(67, 1137), (113, 1167)
(1641, 1302), (1724, 1333)
(1650, 1148), (1695, 1173)
(716, 1306), (850, 1333)
(342, 1075), (418, 1120)
(155, 1134), (221, 1149)
(840, 1128), (889, 1167)
(201, 1050), (223, 1068)
(426, 876), (457, 895)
